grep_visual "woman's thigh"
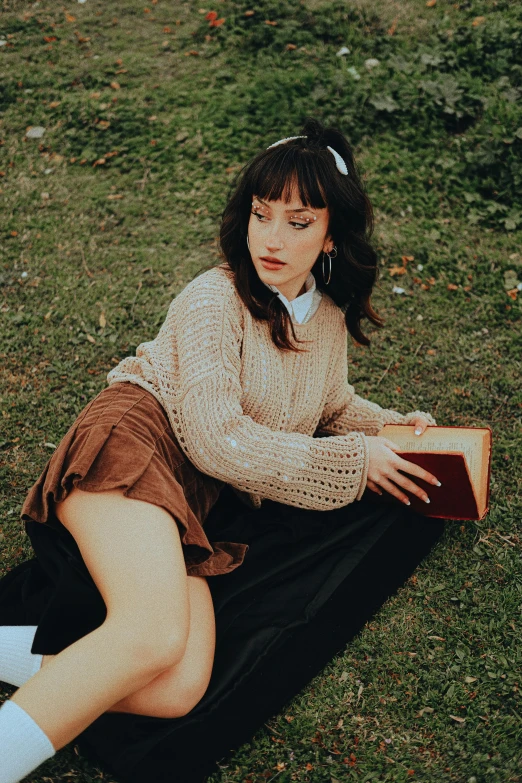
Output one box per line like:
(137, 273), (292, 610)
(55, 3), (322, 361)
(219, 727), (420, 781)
(55, 486), (193, 656)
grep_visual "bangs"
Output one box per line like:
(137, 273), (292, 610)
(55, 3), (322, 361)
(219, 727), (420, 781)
(249, 147), (329, 209)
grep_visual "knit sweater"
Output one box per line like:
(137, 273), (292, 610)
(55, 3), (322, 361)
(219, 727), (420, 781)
(107, 263), (435, 511)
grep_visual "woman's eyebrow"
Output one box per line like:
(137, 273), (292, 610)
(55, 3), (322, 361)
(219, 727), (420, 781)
(255, 197), (316, 214)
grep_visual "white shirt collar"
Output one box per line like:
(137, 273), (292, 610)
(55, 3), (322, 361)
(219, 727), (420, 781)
(264, 271), (317, 324)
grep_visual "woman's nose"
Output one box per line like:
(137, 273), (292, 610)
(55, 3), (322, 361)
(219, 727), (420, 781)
(265, 229), (283, 251)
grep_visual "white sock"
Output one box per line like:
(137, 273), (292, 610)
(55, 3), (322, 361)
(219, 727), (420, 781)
(0, 699), (56, 783)
(0, 626), (43, 687)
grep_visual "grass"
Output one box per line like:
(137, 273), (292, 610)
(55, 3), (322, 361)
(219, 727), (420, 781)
(0, 0), (521, 781)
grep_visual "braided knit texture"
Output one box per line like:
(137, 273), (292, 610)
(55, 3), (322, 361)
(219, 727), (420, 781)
(107, 264), (435, 511)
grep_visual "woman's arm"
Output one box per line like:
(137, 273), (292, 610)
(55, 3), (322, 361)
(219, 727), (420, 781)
(315, 322), (436, 438)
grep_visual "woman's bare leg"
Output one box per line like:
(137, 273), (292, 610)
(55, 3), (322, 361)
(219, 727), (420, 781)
(9, 487), (211, 750)
(40, 574), (216, 719)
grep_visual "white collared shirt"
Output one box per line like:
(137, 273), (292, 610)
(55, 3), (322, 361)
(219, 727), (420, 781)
(263, 271), (323, 324)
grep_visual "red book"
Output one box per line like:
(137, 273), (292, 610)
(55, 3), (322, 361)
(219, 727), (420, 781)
(376, 425), (492, 521)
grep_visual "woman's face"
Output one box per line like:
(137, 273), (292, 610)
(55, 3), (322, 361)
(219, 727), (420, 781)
(247, 184), (334, 301)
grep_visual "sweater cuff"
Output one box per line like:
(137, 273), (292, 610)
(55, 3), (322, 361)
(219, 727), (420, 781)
(355, 432), (370, 502)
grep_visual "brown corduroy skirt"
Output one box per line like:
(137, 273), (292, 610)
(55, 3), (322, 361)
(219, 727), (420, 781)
(21, 382), (249, 577)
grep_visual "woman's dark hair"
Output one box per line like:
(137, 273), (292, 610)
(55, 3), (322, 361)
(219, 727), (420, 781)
(219, 117), (383, 353)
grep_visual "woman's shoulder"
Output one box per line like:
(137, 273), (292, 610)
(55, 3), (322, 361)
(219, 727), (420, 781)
(317, 289), (347, 333)
(172, 263), (237, 305)
(167, 263), (243, 327)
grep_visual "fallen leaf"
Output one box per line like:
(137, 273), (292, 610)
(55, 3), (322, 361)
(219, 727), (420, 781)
(163, 26), (172, 32)
(507, 288), (518, 300)
(387, 16), (398, 35)
(472, 16), (485, 27)
(185, 50), (199, 56)
(110, 81), (121, 90)
(401, 255), (415, 263)
(98, 120), (110, 129)
(206, 10), (218, 21)
(245, 9), (255, 16)
(99, 313), (106, 328)
(265, 19), (278, 25)
(210, 18), (225, 26)
(86, 334), (96, 344)
(417, 706), (435, 717)
(65, 12), (76, 22)
(428, 635), (445, 641)
(426, 0), (436, 6)
(286, 43), (297, 50)
(90, 91), (101, 99)
(93, 158), (106, 166)
(43, 36), (57, 42)
(464, 676), (477, 684)
(447, 283), (459, 290)
(107, 193), (124, 199)
(49, 100), (61, 108)
(426, 348), (436, 355)
(389, 265), (407, 276)
(449, 715), (465, 723)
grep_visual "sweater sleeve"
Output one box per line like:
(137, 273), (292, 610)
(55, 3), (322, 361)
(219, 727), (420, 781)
(166, 282), (370, 511)
(315, 321), (437, 438)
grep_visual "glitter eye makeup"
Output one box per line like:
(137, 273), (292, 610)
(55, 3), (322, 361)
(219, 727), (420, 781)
(251, 200), (318, 228)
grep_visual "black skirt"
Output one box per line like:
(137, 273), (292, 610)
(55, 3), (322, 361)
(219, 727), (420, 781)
(0, 482), (444, 783)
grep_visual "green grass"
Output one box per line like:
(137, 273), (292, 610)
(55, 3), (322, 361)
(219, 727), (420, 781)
(0, 0), (521, 781)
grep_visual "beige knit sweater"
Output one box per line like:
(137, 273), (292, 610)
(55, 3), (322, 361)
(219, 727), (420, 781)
(107, 263), (435, 511)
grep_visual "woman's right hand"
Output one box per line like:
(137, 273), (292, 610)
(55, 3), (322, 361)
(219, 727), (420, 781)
(365, 436), (441, 505)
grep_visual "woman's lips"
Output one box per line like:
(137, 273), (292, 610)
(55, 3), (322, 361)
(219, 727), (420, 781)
(260, 258), (285, 270)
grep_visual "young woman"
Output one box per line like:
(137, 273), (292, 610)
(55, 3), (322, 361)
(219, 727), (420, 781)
(0, 118), (440, 783)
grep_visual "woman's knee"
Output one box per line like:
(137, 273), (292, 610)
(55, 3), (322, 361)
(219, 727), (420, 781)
(100, 617), (189, 674)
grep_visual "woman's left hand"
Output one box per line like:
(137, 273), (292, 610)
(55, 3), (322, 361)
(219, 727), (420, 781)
(409, 414), (432, 436)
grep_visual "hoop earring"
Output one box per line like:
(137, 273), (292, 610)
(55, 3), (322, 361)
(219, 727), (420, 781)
(322, 245), (337, 285)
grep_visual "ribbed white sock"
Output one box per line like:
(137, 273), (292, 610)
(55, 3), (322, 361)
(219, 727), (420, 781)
(0, 626), (43, 687)
(0, 699), (56, 783)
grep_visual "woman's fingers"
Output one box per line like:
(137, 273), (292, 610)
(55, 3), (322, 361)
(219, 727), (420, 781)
(378, 477), (412, 506)
(381, 437), (401, 453)
(390, 471), (431, 504)
(395, 455), (441, 487)
(366, 479), (382, 495)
